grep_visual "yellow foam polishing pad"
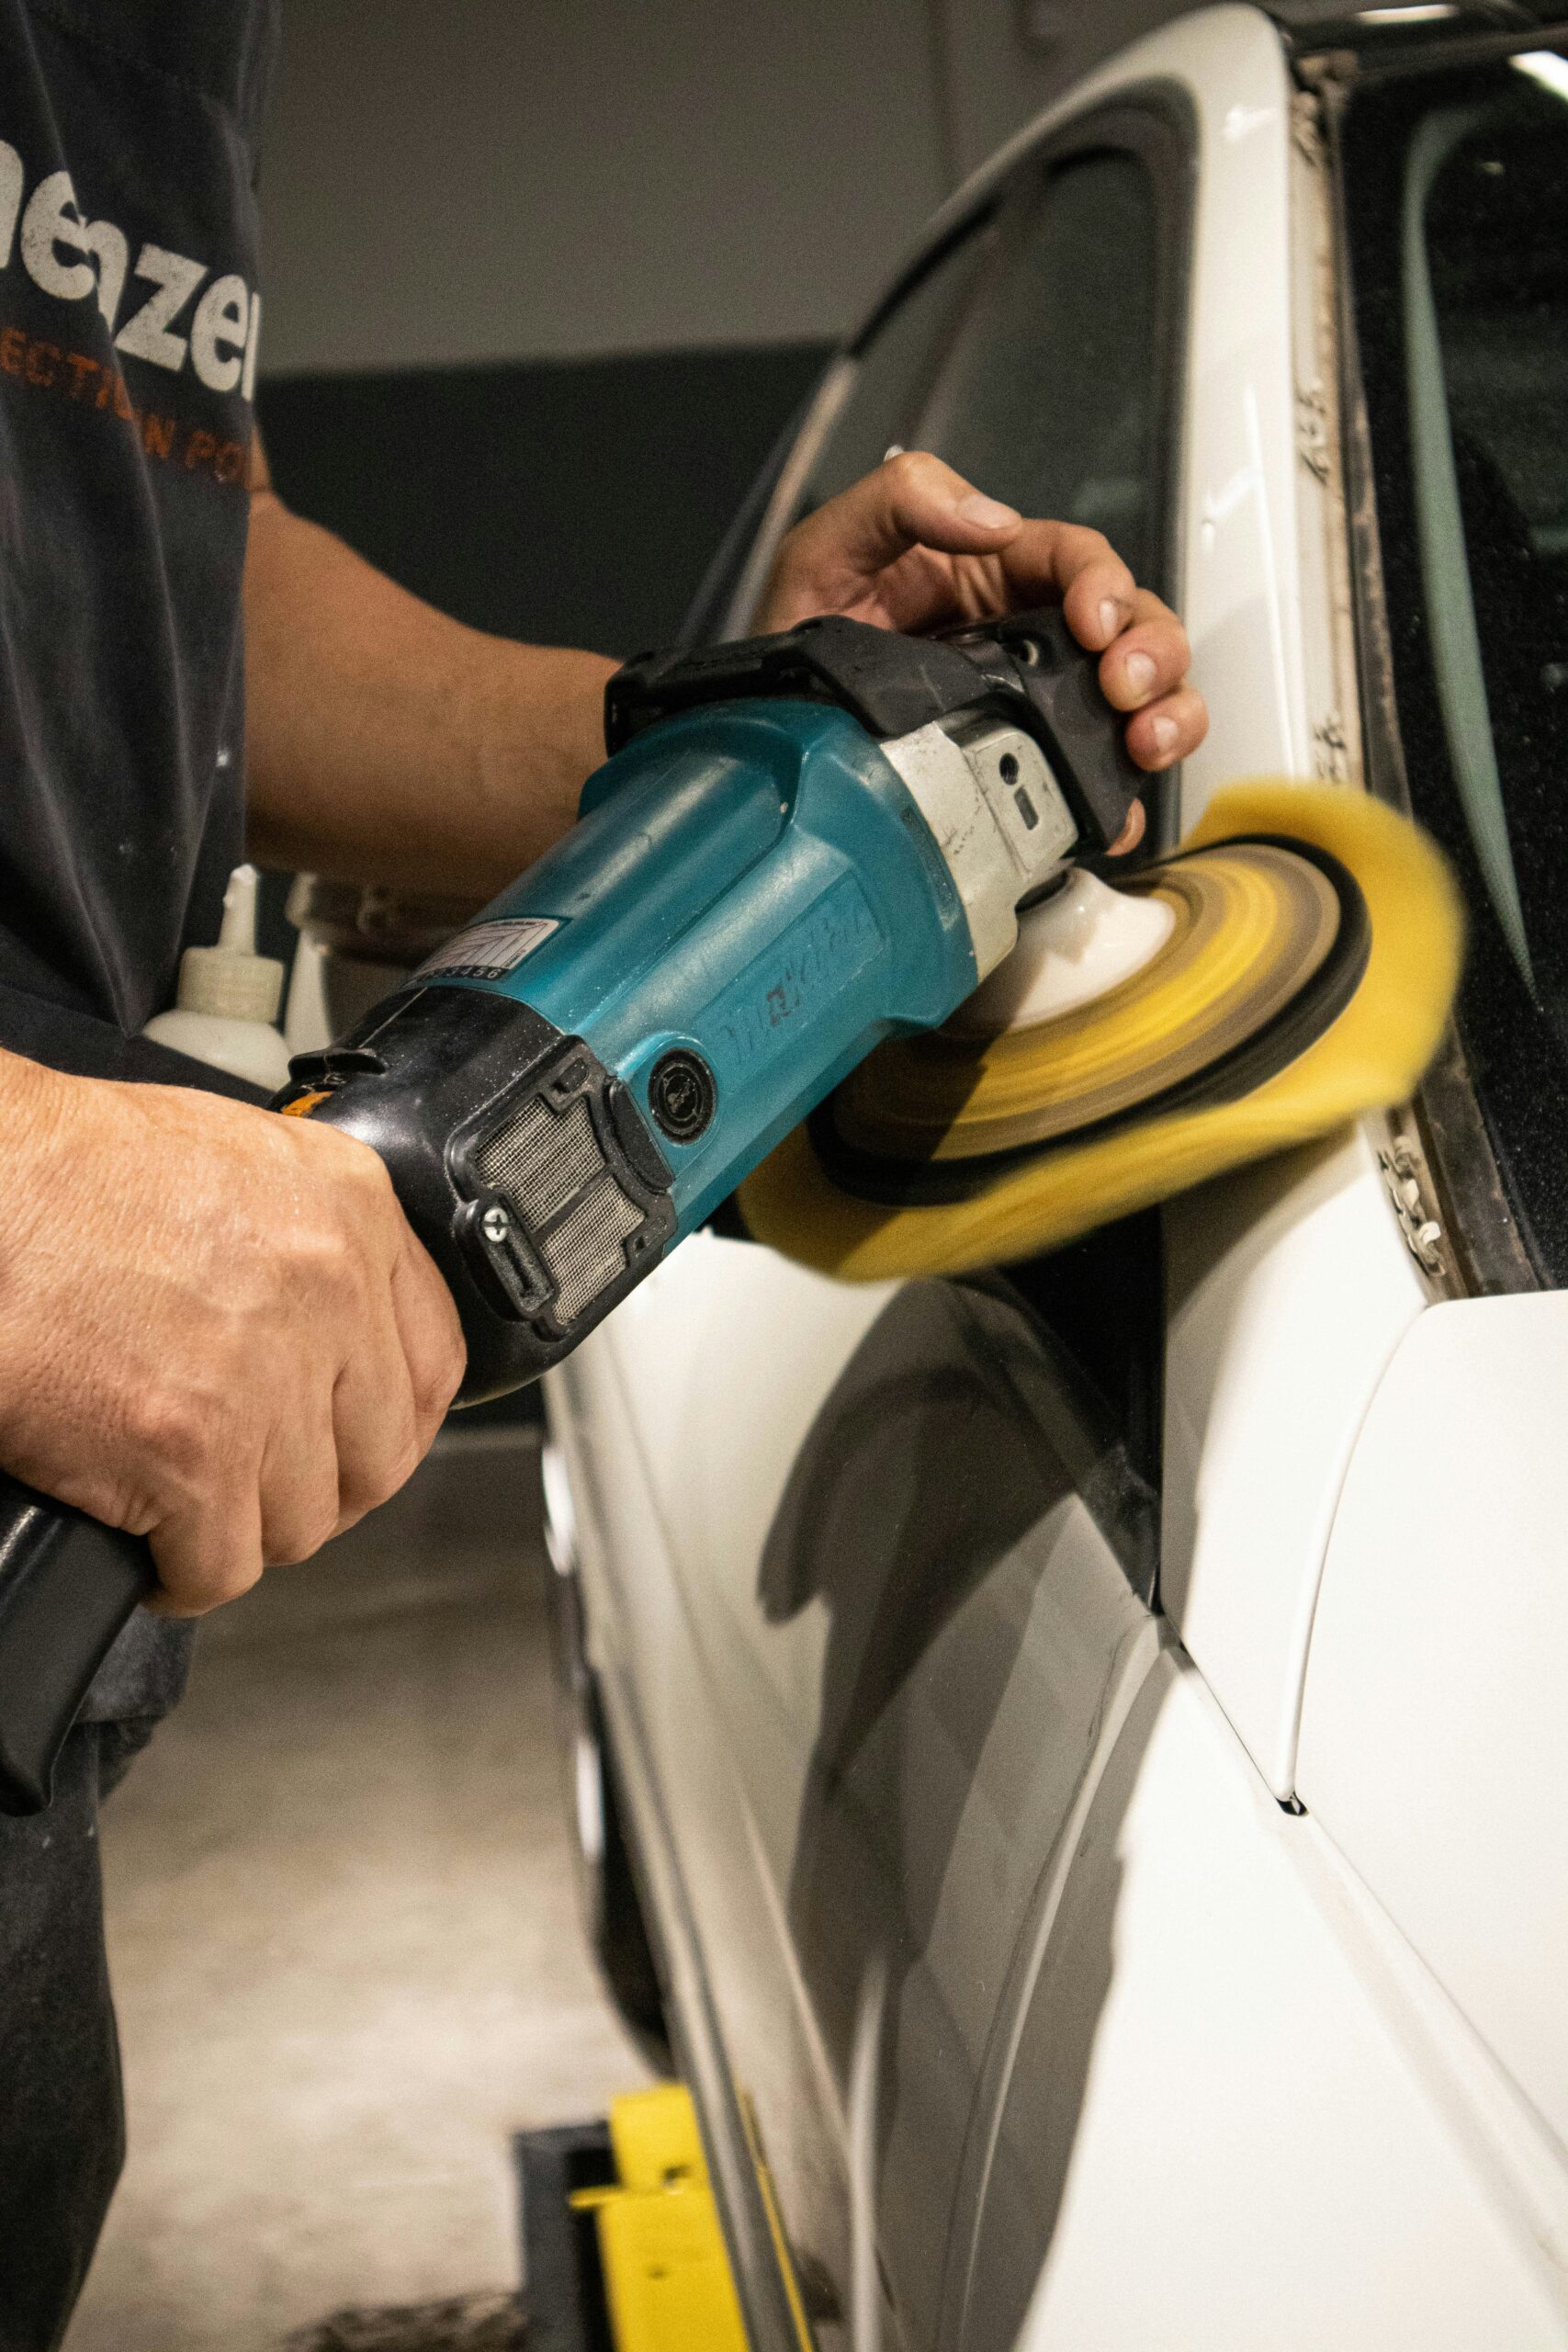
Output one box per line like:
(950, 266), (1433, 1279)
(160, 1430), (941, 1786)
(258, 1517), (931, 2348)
(832, 838), (1343, 1160)
(739, 782), (1462, 1282)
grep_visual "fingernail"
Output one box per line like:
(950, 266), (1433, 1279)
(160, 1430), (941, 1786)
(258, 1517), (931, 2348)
(1149, 714), (1179, 758)
(1124, 651), (1158, 701)
(1099, 597), (1123, 642)
(955, 492), (1021, 530)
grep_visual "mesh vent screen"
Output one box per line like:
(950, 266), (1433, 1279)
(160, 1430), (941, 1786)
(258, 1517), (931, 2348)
(542, 1177), (643, 1324)
(476, 1096), (601, 1226)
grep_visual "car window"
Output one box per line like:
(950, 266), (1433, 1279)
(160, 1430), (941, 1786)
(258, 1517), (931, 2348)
(1342, 46), (1568, 1281)
(694, 218), (999, 645)
(877, 118), (1184, 1597)
(794, 220), (1000, 515)
(708, 104), (1186, 658)
(913, 149), (1167, 591)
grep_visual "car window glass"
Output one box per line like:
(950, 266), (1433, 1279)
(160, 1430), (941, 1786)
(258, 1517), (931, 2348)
(912, 151), (1165, 590)
(678, 359), (835, 648)
(1410, 80), (1568, 1003)
(1344, 51), (1568, 1279)
(796, 222), (997, 514)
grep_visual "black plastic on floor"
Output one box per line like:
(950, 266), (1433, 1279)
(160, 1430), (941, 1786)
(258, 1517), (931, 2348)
(513, 2120), (618, 2352)
(281, 2289), (528, 2349)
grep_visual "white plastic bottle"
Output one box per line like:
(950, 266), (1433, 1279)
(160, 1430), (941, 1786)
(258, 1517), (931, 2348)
(142, 864), (293, 1091)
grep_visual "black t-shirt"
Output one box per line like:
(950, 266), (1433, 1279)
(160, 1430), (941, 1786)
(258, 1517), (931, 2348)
(0, 1), (279, 1722)
(0, 0), (277, 1074)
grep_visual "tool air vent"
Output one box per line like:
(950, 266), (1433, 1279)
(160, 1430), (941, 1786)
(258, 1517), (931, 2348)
(472, 1084), (659, 1333)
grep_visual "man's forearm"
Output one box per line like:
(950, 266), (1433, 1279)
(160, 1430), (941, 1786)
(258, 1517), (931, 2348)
(243, 481), (616, 898)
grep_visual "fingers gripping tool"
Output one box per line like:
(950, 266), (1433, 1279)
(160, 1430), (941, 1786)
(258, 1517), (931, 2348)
(0, 608), (1140, 1810)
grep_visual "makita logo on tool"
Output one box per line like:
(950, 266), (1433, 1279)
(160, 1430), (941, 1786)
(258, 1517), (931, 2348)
(0, 144), (259, 401)
(714, 878), (881, 1071)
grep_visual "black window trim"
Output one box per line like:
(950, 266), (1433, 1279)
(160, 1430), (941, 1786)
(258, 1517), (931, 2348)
(1320, 39), (1555, 1295)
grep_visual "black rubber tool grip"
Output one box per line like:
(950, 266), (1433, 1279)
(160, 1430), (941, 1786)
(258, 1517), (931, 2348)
(0, 1474), (155, 1815)
(609, 605), (1144, 856)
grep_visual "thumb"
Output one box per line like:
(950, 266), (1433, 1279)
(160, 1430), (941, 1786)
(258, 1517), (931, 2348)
(780, 450), (1021, 594)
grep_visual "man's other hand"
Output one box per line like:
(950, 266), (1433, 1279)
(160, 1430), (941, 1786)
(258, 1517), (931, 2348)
(756, 451), (1208, 845)
(0, 1058), (465, 1615)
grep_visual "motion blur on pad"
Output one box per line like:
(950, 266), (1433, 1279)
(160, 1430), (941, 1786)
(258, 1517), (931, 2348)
(742, 778), (1462, 1280)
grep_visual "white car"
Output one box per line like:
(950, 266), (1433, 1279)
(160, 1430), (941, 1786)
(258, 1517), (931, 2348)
(542, 6), (1568, 2346)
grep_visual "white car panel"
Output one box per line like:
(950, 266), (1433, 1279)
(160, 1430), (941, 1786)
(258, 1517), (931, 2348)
(549, 1313), (868, 2329)
(1162, 1125), (1430, 1797)
(565, 1242), (1163, 2344)
(1299, 1293), (1568, 2165)
(590, 1230), (900, 1625)
(1064, 6), (1429, 1807)
(972, 1653), (1567, 2352)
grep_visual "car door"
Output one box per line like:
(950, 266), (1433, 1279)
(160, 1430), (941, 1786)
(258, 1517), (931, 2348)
(549, 67), (1195, 2352)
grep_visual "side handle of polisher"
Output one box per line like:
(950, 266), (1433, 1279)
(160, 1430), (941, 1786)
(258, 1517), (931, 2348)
(935, 605), (1147, 856)
(0, 1473), (156, 1814)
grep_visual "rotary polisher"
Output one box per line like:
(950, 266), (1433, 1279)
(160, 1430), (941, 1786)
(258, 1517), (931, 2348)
(276, 605), (1149, 1397)
(0, 605), (1156, 1811)
(0, 607), (1465, 1812)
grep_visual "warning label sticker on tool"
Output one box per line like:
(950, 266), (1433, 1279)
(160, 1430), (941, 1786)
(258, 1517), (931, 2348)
(418, 918), (562, 980)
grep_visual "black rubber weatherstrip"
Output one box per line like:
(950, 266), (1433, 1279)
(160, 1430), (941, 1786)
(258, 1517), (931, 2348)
(810, 837), (1372, 1210)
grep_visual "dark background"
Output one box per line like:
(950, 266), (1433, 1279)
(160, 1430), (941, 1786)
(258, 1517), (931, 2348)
(257, 342), (829, 660)
(251, 337), (829, 985)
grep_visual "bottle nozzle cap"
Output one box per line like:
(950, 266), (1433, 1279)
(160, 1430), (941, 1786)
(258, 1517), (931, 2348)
(218, 863), (262, 955)
(175, 864), (285, 1024)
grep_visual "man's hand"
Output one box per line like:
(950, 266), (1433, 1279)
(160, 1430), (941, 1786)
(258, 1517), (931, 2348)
(0, 1054), (464, 1614)
(757, 452), (1208, 834)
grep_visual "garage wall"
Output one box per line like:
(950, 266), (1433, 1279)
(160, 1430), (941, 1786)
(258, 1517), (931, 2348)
(257, 1), (1197, 377)
(259, 1), (1208, 379)
(258, 0), (950, 375)
(248, 0), (1203, 847)
(937, 0), (1072, 183)
(256, 343), (830, 658)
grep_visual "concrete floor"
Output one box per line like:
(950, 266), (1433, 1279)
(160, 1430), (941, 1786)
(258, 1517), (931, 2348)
(67, 1430), (649, 2352)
